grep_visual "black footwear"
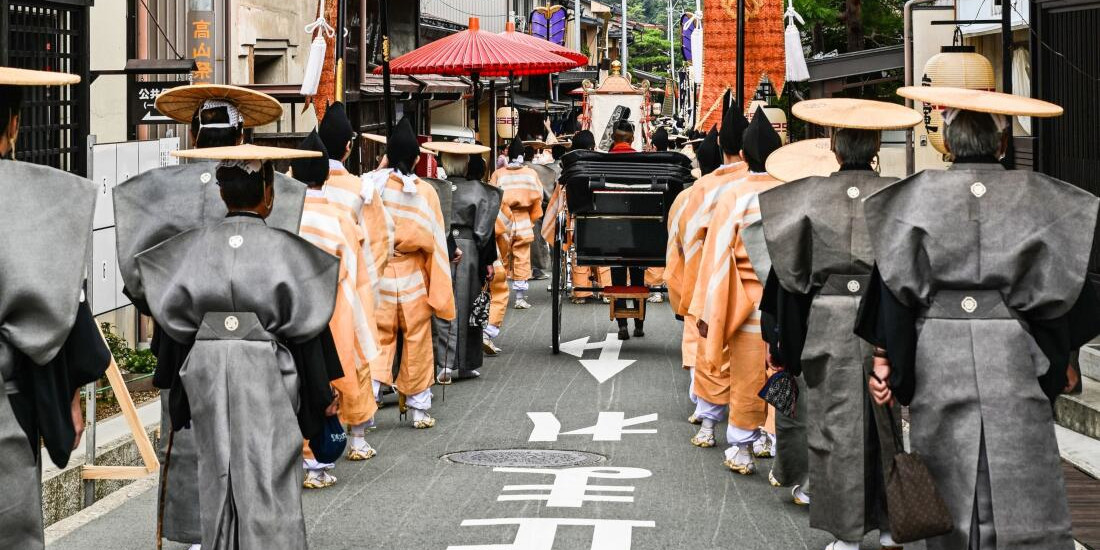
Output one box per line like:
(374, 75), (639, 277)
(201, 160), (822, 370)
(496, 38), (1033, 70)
(617, 327), (630, 340)
(633, 322), (645, 338)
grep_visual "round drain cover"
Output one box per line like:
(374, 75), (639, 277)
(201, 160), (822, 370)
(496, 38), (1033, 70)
(443, 449), (605, 468)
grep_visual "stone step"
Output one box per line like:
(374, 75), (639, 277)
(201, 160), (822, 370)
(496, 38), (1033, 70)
(1056, 375), (1100, 442)
(1080, 344), (1100, 381)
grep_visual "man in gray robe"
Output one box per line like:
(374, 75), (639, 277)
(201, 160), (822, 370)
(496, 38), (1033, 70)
(758, 98), (923, 549)
(113, 85), (306, 549)
(0, 69), (111, 550)
(859, 88), (1100, 550)
(429, 147), (503, 384)
(139, 146), (340, 550)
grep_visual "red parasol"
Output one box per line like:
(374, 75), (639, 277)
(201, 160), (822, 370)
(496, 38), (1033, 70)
(375, 17), (576, 77)
(498, 21), (588, 67)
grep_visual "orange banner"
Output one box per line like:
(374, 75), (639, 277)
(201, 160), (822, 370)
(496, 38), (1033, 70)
(699, 0), (786, 130)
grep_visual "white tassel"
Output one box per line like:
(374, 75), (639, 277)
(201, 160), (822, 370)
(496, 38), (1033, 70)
(300, 0), (336, 97)
(300, 35), (327, 96)
(784, 0), (810, 82)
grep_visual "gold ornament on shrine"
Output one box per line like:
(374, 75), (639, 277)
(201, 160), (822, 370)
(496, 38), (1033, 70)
(919, 34), (995, 154)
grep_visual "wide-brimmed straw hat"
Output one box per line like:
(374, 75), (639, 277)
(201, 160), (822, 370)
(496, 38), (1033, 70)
(361, 132), (438, 155)
(896, 86), (1063, 117)
(765, 138), (841, 182)
(793, 98), (922, 130)
(421, 141), (491, 155)
(171, 143), (322, 161)
(155, 84), (283, 127)
(0, 67), (80, 86)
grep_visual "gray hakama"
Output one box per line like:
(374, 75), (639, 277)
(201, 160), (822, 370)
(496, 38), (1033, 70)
(743, 220), (809, 490)
(137, 216), (338, 550)
(0, 161), (109, 550)
(114, 162), (307, 544)
(857, 162), (1100, 550)
(757, 170), (899, 540)
(434, 178), (503, 374)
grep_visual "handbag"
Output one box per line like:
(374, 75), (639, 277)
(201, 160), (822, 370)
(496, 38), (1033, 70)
(758, 370), (798, 418)
(880, 403), (954, 543)
(308, 414), (347, 465)
(469, 274), (492, 328)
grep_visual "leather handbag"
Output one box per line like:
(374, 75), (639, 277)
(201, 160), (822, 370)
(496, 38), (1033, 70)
(881, 404), (954, 543)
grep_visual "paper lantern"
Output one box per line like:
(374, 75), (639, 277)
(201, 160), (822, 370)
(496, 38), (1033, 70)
(920, 45), (995, 154)
(496, 106), (519, 139)
(748, 99), (789, 144)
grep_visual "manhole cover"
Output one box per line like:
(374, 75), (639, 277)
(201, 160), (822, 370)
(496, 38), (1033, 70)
(443, 449), (605, 468)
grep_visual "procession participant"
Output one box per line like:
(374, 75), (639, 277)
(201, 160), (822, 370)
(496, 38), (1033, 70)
(0, 68), (111, 550)
(139, 144), (341, 550)
(490, 137), (545, 310)
(643, 127), (671, 304)
(319, 105), (395, 301)
(524, 140), (556, 283)
(758, 99), (922, 549)
(291, 131), (381, 488)
(603, 119), (650, 339)
(692, 108), (782, 474)
(425, 144), (503, 384)
(665, 124), (727, 423)
(115, 83), (307, 550)
(858, 87), (1098, 550)
(672, 110), (748, 432)
(372, 118), (456, 429)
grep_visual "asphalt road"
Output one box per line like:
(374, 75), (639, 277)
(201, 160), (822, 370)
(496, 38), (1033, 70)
(48, 285), (908, 550)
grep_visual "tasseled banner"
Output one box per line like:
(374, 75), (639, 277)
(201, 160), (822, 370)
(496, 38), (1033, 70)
(300, 0), (333, 98)
(784, 0), (810, 83)
(311, 0), (339, 122)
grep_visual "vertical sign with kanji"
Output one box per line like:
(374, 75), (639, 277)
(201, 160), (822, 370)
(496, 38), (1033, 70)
(189, 10), (215, 83)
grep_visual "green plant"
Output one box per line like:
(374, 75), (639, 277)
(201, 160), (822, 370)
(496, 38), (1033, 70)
(127, 348), (158, 375)
(100, 323), (132, 366)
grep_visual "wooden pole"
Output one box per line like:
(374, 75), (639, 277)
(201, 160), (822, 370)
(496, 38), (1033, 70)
(380, 0), (394, 134)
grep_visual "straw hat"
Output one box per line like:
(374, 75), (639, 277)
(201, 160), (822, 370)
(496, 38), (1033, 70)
(171, 143), (322, 161)
(421, 141), (490, 155)
(793, 98), (922, 130)
(765, 138), (841, 182)
(155, 84), (283, 127)
(896, 86), (1063, 117)
(361, 132), (437, 155)
(523, 140), (549, 150)
(0, 67), (80, 86)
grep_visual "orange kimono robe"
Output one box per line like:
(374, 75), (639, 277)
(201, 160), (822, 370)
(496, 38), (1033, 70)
(665, 189), (699, 369)
(690, 173), (782, 431)
(371, 173), (456, 397)
(490, 166), (544, 282)
(324, 168), (395, 300)
(299, 192), (379, 426)
(677, 162), (748, 317)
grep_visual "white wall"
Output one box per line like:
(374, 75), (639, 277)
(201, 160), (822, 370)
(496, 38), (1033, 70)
(88, 0), (129, 143)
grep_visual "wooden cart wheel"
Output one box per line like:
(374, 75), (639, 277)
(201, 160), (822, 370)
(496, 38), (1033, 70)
(551, 212), (567, 354)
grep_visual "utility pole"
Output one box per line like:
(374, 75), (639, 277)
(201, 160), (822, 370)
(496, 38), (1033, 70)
(1001, 0), (1014, 168)
(574, 0), (582, 55)
(621, 0), (628, 72)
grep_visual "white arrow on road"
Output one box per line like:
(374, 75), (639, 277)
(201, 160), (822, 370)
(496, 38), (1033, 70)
(560, 333), (636, 383)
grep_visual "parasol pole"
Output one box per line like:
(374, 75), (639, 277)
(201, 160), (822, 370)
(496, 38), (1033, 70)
(380, 0), (394, 134)
(736, 0), (746, 109)
(490, 79), (498, 176)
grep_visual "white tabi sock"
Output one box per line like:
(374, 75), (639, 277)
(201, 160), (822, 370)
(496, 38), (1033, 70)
(880, 531), (899, 547)
(826, 540), (859, 550)
(699, 418), (716, 436)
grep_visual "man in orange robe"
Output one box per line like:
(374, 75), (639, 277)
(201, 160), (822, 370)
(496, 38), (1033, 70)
(491, 138), (544, 310)
(692, 109), (783, 475)
(370, 119), (456, 429)
(292, 131), (380, 488)
(672, 116), (748, 429)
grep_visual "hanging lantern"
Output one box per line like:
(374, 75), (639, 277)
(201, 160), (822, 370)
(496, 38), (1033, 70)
(920, 37), (995, 154)
(496, 106), (519, 139)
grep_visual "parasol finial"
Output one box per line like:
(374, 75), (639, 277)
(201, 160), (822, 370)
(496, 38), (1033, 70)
(468, 17), (480, 32)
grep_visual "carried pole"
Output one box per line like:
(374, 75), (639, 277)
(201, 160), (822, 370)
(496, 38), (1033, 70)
(736, 0), (746, 109)
(380, 0), (394, 134)
(574, 0), (582, 55)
